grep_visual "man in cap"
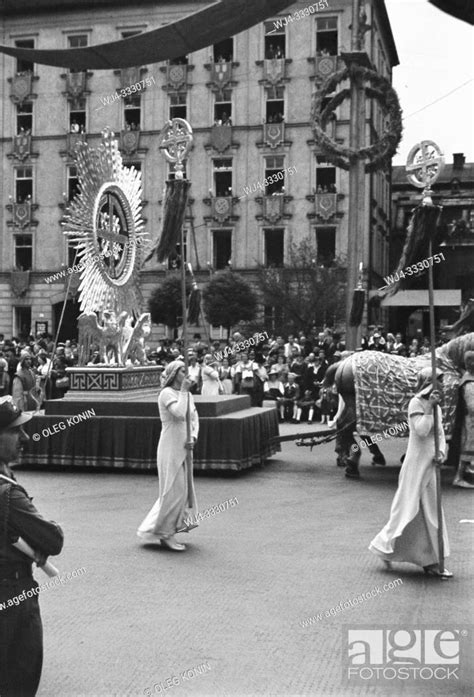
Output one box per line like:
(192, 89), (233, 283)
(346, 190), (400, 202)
(0, 396), (64, 696)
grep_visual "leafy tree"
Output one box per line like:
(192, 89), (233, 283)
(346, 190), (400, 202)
(202, 271), (257, 338)
(256, 237), (346, 335)
(148, 275), (191, 336)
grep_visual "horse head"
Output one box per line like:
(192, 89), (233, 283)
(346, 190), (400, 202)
(436, 332), (474, 374)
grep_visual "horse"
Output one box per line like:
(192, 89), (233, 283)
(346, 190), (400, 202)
(324, 333), (474, 478)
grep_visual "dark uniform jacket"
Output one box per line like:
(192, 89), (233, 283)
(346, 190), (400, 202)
(0, 472), (63, 571)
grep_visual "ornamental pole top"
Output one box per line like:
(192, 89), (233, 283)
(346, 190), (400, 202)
(159, 118), (193, 180)
(405, 140), (444, 205)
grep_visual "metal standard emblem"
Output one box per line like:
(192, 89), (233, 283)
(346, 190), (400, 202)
(406, 140), (444, 197)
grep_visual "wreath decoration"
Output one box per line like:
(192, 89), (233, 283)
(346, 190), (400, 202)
(311, 64), (403, 173)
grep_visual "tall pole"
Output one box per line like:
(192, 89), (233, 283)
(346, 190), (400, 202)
(345, 0), (365, 350)
(405, 140), (446, 575)
(428, 232), (444, 574)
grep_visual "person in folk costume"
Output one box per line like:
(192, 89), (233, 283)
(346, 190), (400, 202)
(282, 372), (300, 422)
(295, 389), (316, 424)
(12, 352), (37, 411)
(453, 350), (474, 488)
(218, 357), (233, 395)
(235, 352), (259, 406)
(263, 365), (285, 406)
(369, 367), (453, 578)
(200, 354), (221, 396)
(137, 361), (198, 552)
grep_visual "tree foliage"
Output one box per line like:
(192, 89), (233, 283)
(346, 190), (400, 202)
(256, 237), (347, 334)
(148, 275), (191, 332)
(202, 271), (257, 337)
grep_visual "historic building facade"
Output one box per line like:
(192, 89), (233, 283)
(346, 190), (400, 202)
(387, 153), (474, 336)
(0, 0), (398, 341)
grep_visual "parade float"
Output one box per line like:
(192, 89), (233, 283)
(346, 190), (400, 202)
(20, 126), (279, 471)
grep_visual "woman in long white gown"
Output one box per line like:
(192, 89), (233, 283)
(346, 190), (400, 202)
(369, 367), (452, 578)
(137, 360), (199, 551)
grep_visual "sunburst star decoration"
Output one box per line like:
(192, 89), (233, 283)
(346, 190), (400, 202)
(62, 128), (148, 317)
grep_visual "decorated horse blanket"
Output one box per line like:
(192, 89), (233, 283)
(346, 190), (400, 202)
(353, 351), (460, 438)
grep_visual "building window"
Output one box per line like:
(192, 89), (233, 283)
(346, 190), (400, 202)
(68, 35), (87, 48)
(124, 95), (141, 130)
(70, 98), (86, 132)
(264, 304), (283, 332)
(16, 102), (33, 134)
(315, 156), (336, 192)
(264, 228), (284, 266)
(67, 166), (79, 201)
(67, 35), (88, 73)
(213, 229), (232, 269)
(265, 156), (285, 195)
(315, 226), (336, 266)
(169, 92), (187, 120)
(316, 17), (338, 56)
(121, 30), (141, 39)
(168, 231), (187, 270)
(266, 86), (284, 123)
(264, 20), (285, 58)
(14, 167), (33, 203)
(213, 158), (232, 197)
(170, 55), (188, 65)
(214, 89), (232, 124)
(213, 38), (233, 62)
(15, 39), (34, 74)
(14, 306), (32, 339)
(14, 234), (33, 270)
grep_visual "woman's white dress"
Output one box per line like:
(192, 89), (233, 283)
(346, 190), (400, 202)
(137, 388), (199, 539)
(369, 396), (450, 567)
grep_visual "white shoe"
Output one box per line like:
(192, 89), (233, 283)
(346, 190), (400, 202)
(137, 531), (162, 545)
(161, 536), (186, 552)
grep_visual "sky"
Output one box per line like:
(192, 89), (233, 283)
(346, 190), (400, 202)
(385, 0), (474, 165)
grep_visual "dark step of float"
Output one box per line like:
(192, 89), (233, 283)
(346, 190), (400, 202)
(44, 393), (252, 417)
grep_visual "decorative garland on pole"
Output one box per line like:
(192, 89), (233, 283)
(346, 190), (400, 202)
(311, 64), (403, 172)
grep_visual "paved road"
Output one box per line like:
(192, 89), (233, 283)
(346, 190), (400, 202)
(12, 423), (474, 697)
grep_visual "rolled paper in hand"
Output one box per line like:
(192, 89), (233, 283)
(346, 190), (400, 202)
(12, 537), (59, 577)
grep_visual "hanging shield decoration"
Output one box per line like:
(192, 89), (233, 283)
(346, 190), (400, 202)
(121, 130), (140, 155)
(316, 193), (337, 221)
(10, 73), (32, 105)
(264, 58), (285, 85)
(211, 62), (232, 91)
(263, 195), (283, 224)
(264, 123), (284, 149)
(67, 133), (86, 157)
(13, 133), (31, 161)
(66, 71), (86, 102)
(120, 66), (140, 90)
(212, 196), (232, 223)
(315, 56), (337, 78)
(167, 64), (187, 90)
(210, 124), (232, 153)
(12, 202), (31, 228)
(10, 271), (30, 297)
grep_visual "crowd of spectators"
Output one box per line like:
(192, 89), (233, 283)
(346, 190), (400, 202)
(0, 325), (449, 423)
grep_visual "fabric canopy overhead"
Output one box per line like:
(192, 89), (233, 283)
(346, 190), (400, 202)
(0, 0), (295, 70)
